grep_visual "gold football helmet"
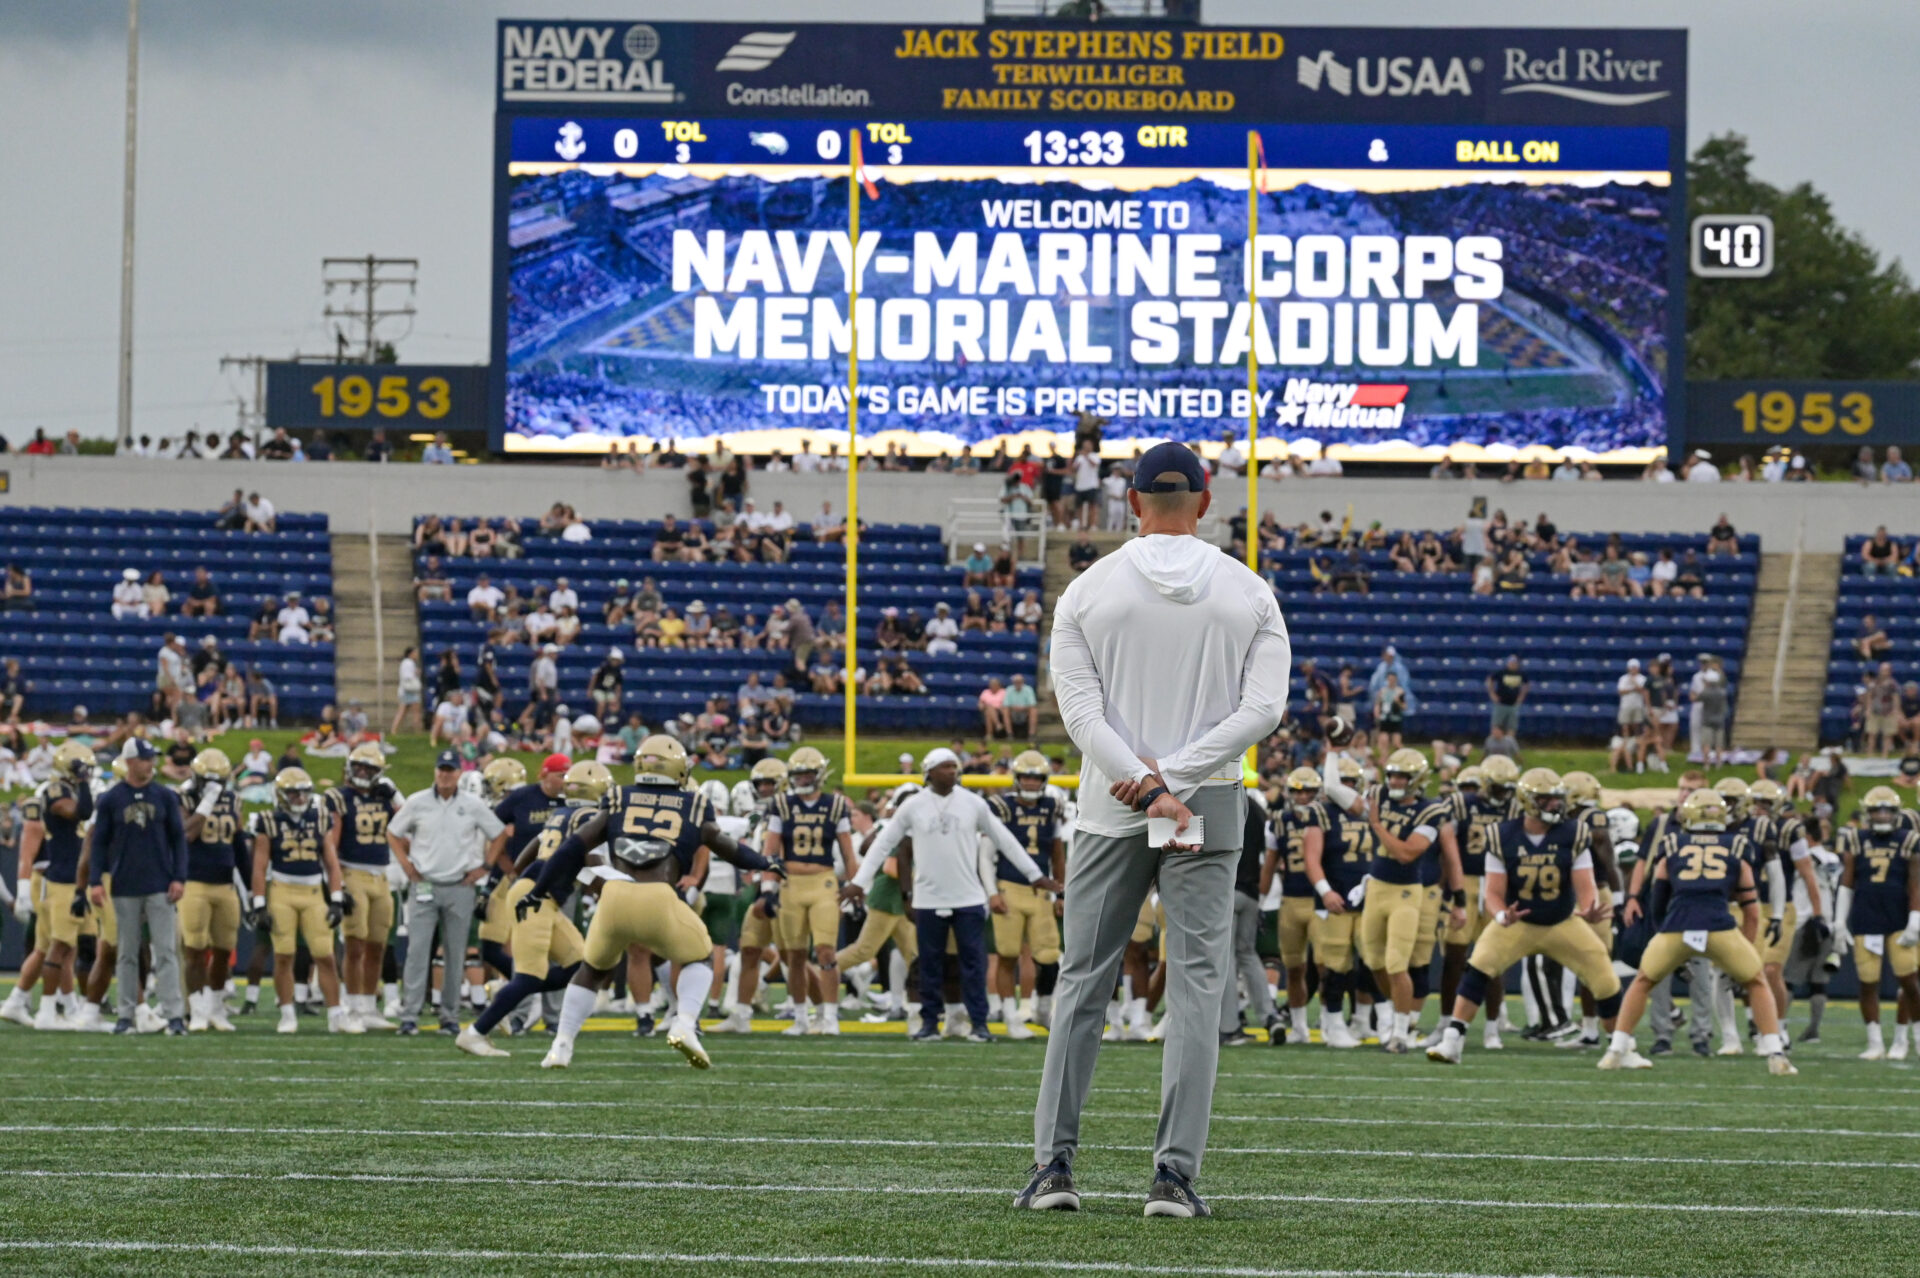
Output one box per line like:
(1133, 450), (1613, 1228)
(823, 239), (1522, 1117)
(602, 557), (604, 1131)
(1012, 749), (1051, 803)
(50, 741), (95, 785)
(1333, 755), (1367, 788)
(1455, 765), (1485, 793)
(1862, 785), (1903, 833)
(634, 734), (690, 786)
(1382, 748), (1429, 801)
(275, 766), (314, 813)
(750, 756), (790, 800)
(347, 742), (387, 790)
(1679, 788), (1729, 832)
(1517, 767), (1568, 824)
(191, 748), (232, 782)
(482, 757), (528, 803)
(1561, 770), (1602, 811)
(1711, 776), (1750, 824)
(564, 760), (613, 805)
(787, 746), (830, 796)
(1285, 766), (1322, 813)
(1479, 754), (1520, 805)
(1747, 777), (1785, 815)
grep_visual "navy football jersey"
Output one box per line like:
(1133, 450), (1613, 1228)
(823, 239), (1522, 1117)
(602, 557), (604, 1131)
(1366, 789), (1451, 886)
(606, 783), (715, 877)
(185, 789), (246, 885)
(517, 803), (601, 905)
(1322, 801), (1369, 894)
(23, 778), (90, 883)
(495, 783), (565, 856)
(256, 807), (331, 881)
(1272, 800), (1329, 899)
(1652, 828), (1751, 933)
(771, 791), (854, 871)
(328, 782), (400, 870)
(1487, 817), (1591, 927)
(1838, 825), (1918, 935)
(989, 792), (1061, 884)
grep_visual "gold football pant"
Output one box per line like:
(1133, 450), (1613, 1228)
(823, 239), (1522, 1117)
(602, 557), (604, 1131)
(1853, 935), (1920, 986)
(1276, 896), (1315, 969)
(1467, 915), (1621, 999)
(477, 880), (514, 944)
(340, 867), (395, 942)
(267, 882), (333, 957)
(1758, 904), (1796, 966)
(991, 880), (1061, 964)
(178, 882), (240, 952)
(30, 874), (82, 951)
(1310, 909), (1359, 974)
(836, 908), (917, 968)
(1446, 875), (1487, 946)
(775, 871), (840, 951)
(581, 880), (711, 970)
(1640, 929), (1763, 986)
(1359, 880), (1423, 974)
(504, 878), (584, 972)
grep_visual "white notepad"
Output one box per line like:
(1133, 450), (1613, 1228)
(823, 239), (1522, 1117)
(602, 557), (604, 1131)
(1148, 815), (1204, 849)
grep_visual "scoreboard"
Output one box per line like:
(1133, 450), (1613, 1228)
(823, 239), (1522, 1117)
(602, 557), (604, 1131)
(492, 21), (1688, 459)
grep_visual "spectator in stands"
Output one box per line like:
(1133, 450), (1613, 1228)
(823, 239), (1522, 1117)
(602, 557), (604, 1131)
(389, 647), (423, 735)
(1861, 526), (1903, 576)
(111, 567), (149, 618)
(808, 654), (841, 695)
(720, 456), (750, 511)
(1373, 673), (1409, 751)
(177, 566), (218, 618)
(1616, 656), (1648, 746)
(560, 509), (591, 543)
(793, 440), (823, 473)
(600, 579), (633, 628)
(588, 648), (623, 721)
(1901, 682), (1920, 751)
(467, 573), (503, 621)
(1864, 663), (1903, 756)
(421, 432), (454, 464)
(652, 514), (686, 563)
(523, 596), (557, 646)
(1639, 455), (1675, 482)
(1624, 551), (1654, 598)
(413, 555), (452, 604)
(524, 643), (559, 728)
(1565, 550), (1601, 598)
(1070, 440), (1102, 530)
(1883, 446), (1914, 483)
(1, 658), (25, 722)
(1851, 445), (1879, 484)
(24, 428), (54, 456)
(785, 598), (816, 670)
(1487, 656), (1528, 740)
(1305, 449), (1343, 476)
(1857, 613), (1893, 661)
(439, 518), (469, 558)
(1000, 471), (1037, 539)
(657, 606), (686, 649)
(259, 428), (294, 461)
(271, 592), (309, 646)
(817, 600), (845, 651)
(1, 563), (32, 613)
(414, 515), (447, 556)
(978, 677), (1011, 738)
(1672, 551), (1707, 599)
(1591, 545), (1629, 599)
(997, 673), (1036, 739)
(1068, 533), (1099, 575)
(887, 657), (925, 696)
(1494, 547), (1531, 594)
(900, 607), (928, 651)
(764, 604), (794, 653)
(545, 576), (578, 615)
(153, 633), (186, 719)
(963, 542), (993, 586)
(190, 633), (224, 682)
(1682, 449), (1720, 482)
(684, 600), (713, 649)
(957, 590), (988, 634)
(243, 492), (276, 534)
(925, 602), (961, 656)
(1705, 514), (1739, 558)
(139, 570), (171, 618)
(552, 605), (581, 648)
(1696, 659), (1731, 766)
(431, 687), (469, 745)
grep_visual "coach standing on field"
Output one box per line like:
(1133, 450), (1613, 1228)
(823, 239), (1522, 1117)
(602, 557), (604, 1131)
(89, 738), (190, 1034)
(388, 750), (505, 1035)
(1022, 441), (1290, 1219)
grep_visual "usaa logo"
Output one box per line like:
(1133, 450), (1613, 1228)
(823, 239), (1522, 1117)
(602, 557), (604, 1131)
(500, 23), (679, 104)
(1296, 51), (1476, 98)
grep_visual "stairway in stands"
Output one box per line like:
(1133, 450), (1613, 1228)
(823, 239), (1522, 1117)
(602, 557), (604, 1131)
(331, 533), (419, 723)
(1032, 529), (1130, 744)
(1732, 552), (1839, 752)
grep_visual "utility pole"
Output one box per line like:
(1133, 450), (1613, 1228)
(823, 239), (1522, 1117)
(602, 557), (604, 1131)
(218, 355), (271, 441)
(322, 255), (418, 362)
(115, 0), (140, 446)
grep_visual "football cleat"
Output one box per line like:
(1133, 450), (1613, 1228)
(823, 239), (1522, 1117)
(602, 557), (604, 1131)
(1419, 1027), (1445, 1050)
(1557, 1034), (1602, 1051)
(908, 1026), (941, 1043)
(944, 1010), (973, 1039)
(164, 1018), (187, 1036)
(1381, 1035), (1409, 1055)
(668, 1023), (711, 1069)
(1322, 1016), (1360, 1050)
(396, 1020), (419, 1036)
(277, 1009), (299, 1035)
(1220, 1028), (1254, 1047)
(1005, 1013), (1036, 1041)
(456, 1027), (510, 1058)
(134, 1004), (167, 1034)
(0, 996), (35, 1028)
(112, 1018), (135, 1035)
(1890, 1035), (1911, 1062)
(713, 1007), (754, 1034)
(330, 1008), (366, 1035)
(206, 1006), (236, 1033)
(1142, 1017), (1167, 1043)
(32, 1002), (74, 1032)
(1715, 1041), (1744, 1057)
(1859, 1043), (1887, 1061)
(1767, 1053), (1798, 1077)
(1482, 1024), (1504, 1051)
(1597, 1048), (1653, 1070)
(187, 1007), (209, 1033)
(633, 1013), (657, 1039)
(356, 1009), (395, 1032)
(1649, 1038), (1673, 1056)
(966, 1028), (994, 1044)
(71, 1003), (108, 1033)
(781, 1009), (810, 1037)
(1014, 1158), (1079, 1211)
(1426, 1034), (1463, 1065)
(1143, 1163), (1212, 1219)
(1285, 1024), (1310, 1045)
(541, 1040), (574, 1069)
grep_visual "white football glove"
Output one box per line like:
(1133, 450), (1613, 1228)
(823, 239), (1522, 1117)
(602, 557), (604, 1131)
(195, 782), (224, 817)
(1832, 923), (1852, 952)
(1897, 912), (1920, 949)
(1346, 879), (1369, 910)
(12, 891), (32, 924)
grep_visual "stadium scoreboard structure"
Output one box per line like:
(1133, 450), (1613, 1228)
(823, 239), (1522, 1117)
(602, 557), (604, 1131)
(492, 21), (1688, 461)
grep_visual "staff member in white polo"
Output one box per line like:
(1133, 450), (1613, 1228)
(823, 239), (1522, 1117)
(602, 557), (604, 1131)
(1021, 441), (1289, 1219)
(387, 750), (505, 1035)
(844, 749), (1060, 1042)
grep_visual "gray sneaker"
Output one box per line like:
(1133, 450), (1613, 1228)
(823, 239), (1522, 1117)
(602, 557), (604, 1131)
(1144, 1163), (1211, 1218)
(1014, 1157), (1079, 1211)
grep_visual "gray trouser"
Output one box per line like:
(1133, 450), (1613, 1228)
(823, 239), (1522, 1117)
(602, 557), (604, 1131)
(1220, 891), (1276, 1031)
(1647, 973), (1676, 1039)
(1036, 784), (1243, 1181)
(113, 893), (185, 1022)
(401, 881), (477, 1024)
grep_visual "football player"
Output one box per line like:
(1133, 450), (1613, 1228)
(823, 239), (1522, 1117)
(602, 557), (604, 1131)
(1264, 767), (1329, 1045)
(517, 736), (780, 1069)
(1834, 787), (1920, 1060)
(1598, 789), (1794, 1075)
(717, 757), (788, 1032)
(458, 761), (611, 1057)
(1429, 769), (1620, 1063)
(1359, 749), (1465, 1052)
(179, 748), (246, 1032)
(830, 782), (922, 1026)
(478, 755), (566, 1000)
(1619, 769), (1708, 1055)
(763, 747), (857, 1035)
(0, 742), (96, 1030)
(325, 742), (404, 1030)
(988, 751), (1066, 1040)
(1692, 777), (1781, 1056)
(1312, 754), (1376, 1047)
(1441, 757), (1517, 1047)
(250, 767), (356, 1034)
(1554, 770), (1623, 1049)
(1748, 778), (1824, 1042)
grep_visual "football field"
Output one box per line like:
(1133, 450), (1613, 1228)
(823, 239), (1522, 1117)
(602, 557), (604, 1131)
(0, 1008), (1913, 1277)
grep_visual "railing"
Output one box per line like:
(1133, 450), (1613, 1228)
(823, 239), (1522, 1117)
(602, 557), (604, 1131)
(947, 497), (1048, 568)
(1770, 512), (1806, 725)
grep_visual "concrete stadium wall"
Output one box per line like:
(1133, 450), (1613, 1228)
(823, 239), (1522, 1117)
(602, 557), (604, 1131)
(0, 454), (1914, 549)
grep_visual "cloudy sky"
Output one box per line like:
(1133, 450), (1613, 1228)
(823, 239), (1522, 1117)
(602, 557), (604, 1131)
(3, 0), (1913, 444)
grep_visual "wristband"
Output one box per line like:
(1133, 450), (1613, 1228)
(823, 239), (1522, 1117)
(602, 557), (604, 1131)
(252, 894), (266, 910)
(1445, 888), (1466, 909)
(330, 890), (343, 904)
(1135, 786), (1169, 812)
(1313, 878), (1334, 898)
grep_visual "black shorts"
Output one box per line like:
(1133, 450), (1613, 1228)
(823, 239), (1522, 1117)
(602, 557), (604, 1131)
(1074, 489), (1098, 508)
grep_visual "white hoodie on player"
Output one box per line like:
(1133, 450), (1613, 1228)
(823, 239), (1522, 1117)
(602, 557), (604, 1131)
(1051, 533), (1291, 838)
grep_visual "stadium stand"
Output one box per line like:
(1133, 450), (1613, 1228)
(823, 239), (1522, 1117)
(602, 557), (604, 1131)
(0, 507), (334, 720)
(414, 517), (1043, 732)
(1267, 530), (1759, 739)
(1822, 532), (1920, 745)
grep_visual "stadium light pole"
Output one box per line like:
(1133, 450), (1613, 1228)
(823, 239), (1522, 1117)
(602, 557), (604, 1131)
(115, 0), (141, 448)
(1244, 130), (1264, 782)
(843, 129), (862, 783)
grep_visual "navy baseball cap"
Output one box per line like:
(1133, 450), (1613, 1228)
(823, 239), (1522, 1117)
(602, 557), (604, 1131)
(434, 749), (460, 770)
(1131, 442), (1209, 493)
(119, 738), (157, 761)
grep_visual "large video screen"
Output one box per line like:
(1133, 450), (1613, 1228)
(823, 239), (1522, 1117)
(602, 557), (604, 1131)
(493, 23), (1686, 458)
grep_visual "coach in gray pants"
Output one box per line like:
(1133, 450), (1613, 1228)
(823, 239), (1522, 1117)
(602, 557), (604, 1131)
(388, 750), (505, 1035)
(88, 738), (190, 1032)
(1220, 793), (1279, 1037)
(1022, 443), (1290, 1219)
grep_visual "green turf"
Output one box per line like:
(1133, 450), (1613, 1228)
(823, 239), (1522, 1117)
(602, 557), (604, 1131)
(0, 999), (1913, 1276)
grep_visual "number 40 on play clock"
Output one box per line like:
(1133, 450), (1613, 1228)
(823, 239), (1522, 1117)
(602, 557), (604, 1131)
(1691, 213), (1774, 278)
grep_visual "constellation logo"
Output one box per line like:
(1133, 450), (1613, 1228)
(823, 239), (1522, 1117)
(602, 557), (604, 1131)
(717, 32), (796, 72)
(1296, 50), (1352, 95)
